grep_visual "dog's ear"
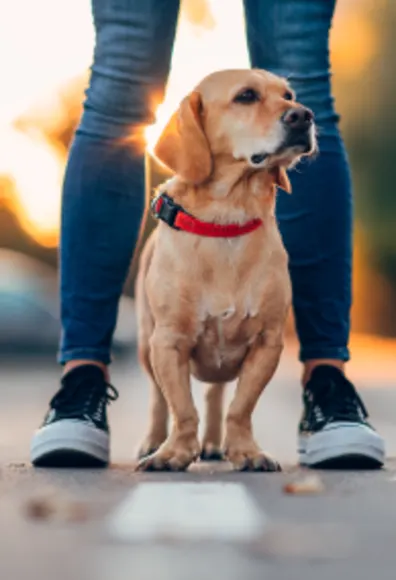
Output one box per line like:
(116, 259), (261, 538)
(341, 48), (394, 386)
(153, 91), (212, 185)
(271, 166), (291, 194)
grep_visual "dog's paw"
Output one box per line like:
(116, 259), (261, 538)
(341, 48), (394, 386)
(137, 437), (165, 460)
(224, 434), (281, 472)
(200, 442), (225, 461)
(136, 436), (200, 472)
(228, 451), (281, 472)
(137, 445), (160, 460)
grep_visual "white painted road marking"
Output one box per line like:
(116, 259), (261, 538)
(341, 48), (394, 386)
(108, 482), (267, 542)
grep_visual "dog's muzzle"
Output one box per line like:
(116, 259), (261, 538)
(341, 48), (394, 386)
(281, 106), (315, 152)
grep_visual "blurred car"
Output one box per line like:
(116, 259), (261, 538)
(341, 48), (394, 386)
(0, 249), (136, 357)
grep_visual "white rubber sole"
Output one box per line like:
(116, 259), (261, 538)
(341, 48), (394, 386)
(299, 422), (385, 468)
(30, 419), (110, 467)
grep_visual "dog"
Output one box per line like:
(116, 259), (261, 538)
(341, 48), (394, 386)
(135, 69), (316, 472)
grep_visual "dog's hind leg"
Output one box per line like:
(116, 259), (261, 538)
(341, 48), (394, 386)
(200, 382), (226, 461)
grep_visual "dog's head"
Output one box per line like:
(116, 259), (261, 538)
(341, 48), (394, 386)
(154, 69), (317, 192)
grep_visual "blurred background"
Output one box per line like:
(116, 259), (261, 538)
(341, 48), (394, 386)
(1, 0), (395, 360)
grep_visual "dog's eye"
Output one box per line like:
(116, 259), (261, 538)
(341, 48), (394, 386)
(283, 91), (294, 101)
(233, 88), (260, 104)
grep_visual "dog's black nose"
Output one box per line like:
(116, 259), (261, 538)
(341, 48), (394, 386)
(283, 107), (314, 130)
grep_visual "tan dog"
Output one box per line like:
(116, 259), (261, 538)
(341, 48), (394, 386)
(135, 69), (316, 472)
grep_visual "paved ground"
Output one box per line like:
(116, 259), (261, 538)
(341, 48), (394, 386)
(1, 338), (396, 580)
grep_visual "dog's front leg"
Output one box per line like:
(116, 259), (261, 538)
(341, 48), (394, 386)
(223, 331), (283, 472)
(136, 328), (200, 472)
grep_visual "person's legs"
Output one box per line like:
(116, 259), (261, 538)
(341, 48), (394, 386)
(243, 0), (385, 467)
(31, 0), (180, 467)
(60, 0), (180, 369)
(244, 0), (351, 374)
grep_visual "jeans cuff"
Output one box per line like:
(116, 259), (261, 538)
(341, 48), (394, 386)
(58, 347), (112, 366)
(299, 345), (350, 363)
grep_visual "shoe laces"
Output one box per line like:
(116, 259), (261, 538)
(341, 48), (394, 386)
(306, 368), (368, 423)
(50, 369), (119, 420)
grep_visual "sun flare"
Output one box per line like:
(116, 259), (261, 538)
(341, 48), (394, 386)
(144, 0), (249, 152)
(0, 0), (380, 247)
(0, 127), (64, 247)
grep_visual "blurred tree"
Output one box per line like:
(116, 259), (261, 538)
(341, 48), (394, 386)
(336, 0), (396, 335)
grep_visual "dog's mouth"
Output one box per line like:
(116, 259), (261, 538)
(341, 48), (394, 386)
(250, 126), (316, 168)
(281, 126), (315, 153)
(250, 153), (268, 165)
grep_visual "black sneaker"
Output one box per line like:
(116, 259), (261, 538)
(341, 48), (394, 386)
(30, 365), (118, 468)
(298, 365), (385, 469)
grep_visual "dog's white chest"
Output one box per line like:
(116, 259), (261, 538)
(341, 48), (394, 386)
(198, 295), (261, 369)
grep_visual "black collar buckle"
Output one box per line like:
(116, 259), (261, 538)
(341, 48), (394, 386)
(151, 193), (182, 229)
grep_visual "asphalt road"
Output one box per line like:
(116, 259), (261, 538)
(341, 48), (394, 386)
(1, 339), (396, 580)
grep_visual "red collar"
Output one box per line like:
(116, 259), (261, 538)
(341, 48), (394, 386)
(151, 193), (262, 238)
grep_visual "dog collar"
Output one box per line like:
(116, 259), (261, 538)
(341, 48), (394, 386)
(151, 193), (263, 238)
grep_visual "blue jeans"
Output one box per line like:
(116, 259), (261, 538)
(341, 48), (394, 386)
(59, 0), (352, 365)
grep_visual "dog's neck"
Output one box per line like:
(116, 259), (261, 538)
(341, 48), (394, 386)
(162, 164), (277, 226)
